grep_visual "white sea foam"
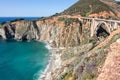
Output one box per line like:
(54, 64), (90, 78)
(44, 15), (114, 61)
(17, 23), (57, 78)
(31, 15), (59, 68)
(36, 59), (51, 80)
(33, 70), (43, 80)
(34, 44), (52, 80)
(45, 44), (52, 50)
(35, 43), (63, 80)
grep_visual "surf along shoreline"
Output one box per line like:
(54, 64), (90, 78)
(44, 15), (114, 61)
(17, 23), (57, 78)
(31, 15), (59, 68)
(39, 41), (65, 80)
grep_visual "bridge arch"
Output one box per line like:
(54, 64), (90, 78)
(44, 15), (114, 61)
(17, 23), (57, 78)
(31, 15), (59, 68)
(95, 22), (110, 38)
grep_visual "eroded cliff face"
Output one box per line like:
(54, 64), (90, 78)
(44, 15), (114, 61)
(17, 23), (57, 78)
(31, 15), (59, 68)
(1, 16), (119, 80)
(0, 17), (82, 48)
(0, 17), (84, 80)
(97, 38), (120, 80)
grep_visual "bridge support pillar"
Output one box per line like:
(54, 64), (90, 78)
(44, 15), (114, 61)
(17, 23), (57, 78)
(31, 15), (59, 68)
(90, 19), (95, 37)
(114, 22), (118, 30)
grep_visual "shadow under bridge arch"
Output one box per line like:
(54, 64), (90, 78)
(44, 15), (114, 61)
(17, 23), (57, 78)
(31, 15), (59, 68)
(95, 22), (110, 38)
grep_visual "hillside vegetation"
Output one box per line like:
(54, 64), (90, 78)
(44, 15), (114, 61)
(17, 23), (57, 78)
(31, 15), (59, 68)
(63, 0), (115, 16)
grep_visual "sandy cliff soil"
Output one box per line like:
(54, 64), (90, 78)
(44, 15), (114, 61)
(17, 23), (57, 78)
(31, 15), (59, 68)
(97, 38), (120, 80)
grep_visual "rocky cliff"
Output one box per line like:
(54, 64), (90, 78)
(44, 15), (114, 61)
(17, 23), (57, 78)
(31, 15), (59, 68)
(97, 38), (120, 80)
(0, 17), (82, 48)
(0, 0), (120, 80)
(0, 17), (120, 80)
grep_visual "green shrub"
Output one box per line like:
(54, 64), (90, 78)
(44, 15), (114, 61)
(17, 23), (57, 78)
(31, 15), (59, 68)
(63, 72), (72, 80)
(104, 33), (120, 48)
(61, 52), (74, 60)
(63, 0), (114, 16)
(58, 17), (66, 21)
(64, 18), (79, 27)
(52, 13), (60, 17)
(82, 73), (96, 80)
(58, 17), (80, 27)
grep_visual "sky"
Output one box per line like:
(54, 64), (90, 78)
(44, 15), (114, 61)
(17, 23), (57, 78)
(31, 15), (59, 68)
(0, 0), (78, 17)
(116, 0), (120, 1)
(0, 0), (120, 17)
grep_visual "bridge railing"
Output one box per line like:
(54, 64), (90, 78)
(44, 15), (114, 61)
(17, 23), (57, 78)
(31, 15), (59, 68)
(81, 17), (120, 23)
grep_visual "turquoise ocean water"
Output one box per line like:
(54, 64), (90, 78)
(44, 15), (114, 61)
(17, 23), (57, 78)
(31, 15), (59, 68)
(0, 17), (49, 80)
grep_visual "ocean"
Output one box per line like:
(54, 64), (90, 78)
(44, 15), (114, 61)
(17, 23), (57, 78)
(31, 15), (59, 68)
(0, 17), (39, 23)
(0, 17), (49, 80)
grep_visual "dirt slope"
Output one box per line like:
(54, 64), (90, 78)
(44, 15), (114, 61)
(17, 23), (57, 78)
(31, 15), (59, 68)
(97, 38), (120, 80)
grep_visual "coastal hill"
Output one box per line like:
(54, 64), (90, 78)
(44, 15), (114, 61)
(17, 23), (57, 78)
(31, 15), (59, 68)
(62, 0), (120, 18)
(0, 0), (120, 80)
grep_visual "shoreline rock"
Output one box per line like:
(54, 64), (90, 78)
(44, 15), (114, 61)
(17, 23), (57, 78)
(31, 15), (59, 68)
(0, 17), (83, 80)
(40, 44), (64, 80)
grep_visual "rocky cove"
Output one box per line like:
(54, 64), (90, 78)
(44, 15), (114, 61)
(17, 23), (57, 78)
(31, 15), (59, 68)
(0, 15), (120, 80)
(0, 0), (120, 80)
(0, 16), (84, 80)
(0, 17), (82, 47)
(0, 16), (117, 80)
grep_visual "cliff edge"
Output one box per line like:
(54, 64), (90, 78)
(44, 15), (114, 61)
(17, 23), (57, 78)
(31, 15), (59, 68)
(0, 0), (120, 80)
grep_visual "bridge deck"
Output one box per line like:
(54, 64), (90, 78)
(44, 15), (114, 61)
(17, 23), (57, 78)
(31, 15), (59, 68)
(81, 17), (120, 23)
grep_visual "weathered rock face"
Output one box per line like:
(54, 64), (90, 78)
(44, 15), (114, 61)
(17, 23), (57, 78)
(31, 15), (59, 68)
(0, 17), (82, 47)
(0, 21), (39, 41)
(97, 38), (120, 80)
(0, 27), (6, 39)
(73, 29), (120, 80)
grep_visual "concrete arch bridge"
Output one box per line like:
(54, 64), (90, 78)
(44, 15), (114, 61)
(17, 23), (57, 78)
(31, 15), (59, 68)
(79, 17), (120, 37)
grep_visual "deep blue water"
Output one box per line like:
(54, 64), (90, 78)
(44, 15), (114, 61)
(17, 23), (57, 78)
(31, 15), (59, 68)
(0, 17), (49, 80)
(0, 17), (39, 23)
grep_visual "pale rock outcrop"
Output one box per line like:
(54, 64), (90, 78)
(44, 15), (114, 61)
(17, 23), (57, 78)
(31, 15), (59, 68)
(0, 28), (6, 39)
(97, 38), (120, 80)
(0, 18), (82, 48)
